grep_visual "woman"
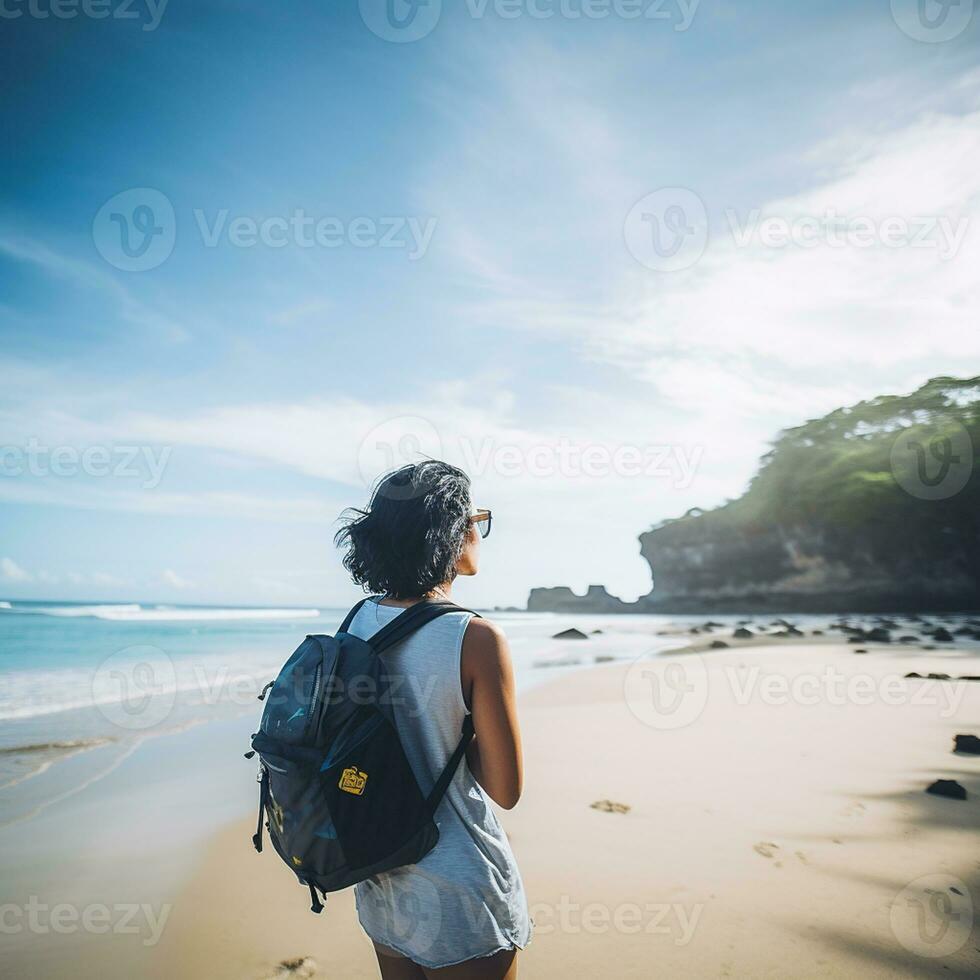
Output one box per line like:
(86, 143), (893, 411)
(335, 460), (532, 979)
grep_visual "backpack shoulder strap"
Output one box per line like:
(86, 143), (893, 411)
(337, 596), (375, 634)
(368, 599), (478, 656)
(425, 714), (474, 816)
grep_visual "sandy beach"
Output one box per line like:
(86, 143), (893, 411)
(145, 638), (980, 979)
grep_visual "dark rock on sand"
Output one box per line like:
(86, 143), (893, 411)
(553, 628), (589, 640)
(898, 635), (919, 643)
(853, 648), (868, 654)
(265, 959), (318, 980)
(953, 734), (980, 755)
(733, 627), (754, 639)
(960, 675), (980, 681)
(866, 627), (891, 643)
(904, 672), (922, 678)
(931, 627), (954, 642)
(591, 799), (630, 814)
(811, 629), (824, 636)
(925, 779), (967, 801)
(710, 640), (729, 649)
(927, 672), (951, 680)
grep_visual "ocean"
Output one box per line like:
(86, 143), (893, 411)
(0, 599), (704, 837)
(1, 599), (974, 845)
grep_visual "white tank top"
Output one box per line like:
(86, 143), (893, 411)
(346, 598), (532, 968)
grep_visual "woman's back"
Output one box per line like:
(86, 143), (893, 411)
(346, 598), (531, 969)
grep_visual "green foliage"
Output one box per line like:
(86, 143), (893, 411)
(653, 376), (980, 539)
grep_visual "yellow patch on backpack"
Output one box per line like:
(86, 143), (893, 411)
(339, 767), (368, 796)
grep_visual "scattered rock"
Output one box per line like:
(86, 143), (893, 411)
(710, 640), (729, 649)
(898, 635), (919, 643)
(811, 629), (824, 636)
(960, 675), (980, 682)
(591, 629), (604, 634)
(591, 799), (630, 814)
(931, 628), (954, 642)
(704, 621), (724, 629)
(904, 672), (923, 679)
(953, 734), (980, 755)
(552, 628), (588, 640)
(927, 672), (951, 680)
(733, 627), (754, 639)
(594, 655), (615, 664)
(848, 627), (891, 644)
(925, 779), (967, 801)
(853, 648), (868, 654)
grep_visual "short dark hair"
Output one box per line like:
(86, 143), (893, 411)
(335, 461), (472, 599)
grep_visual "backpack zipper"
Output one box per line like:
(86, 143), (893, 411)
(308, 660), (323, 741)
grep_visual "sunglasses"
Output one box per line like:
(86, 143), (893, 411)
(470, 508), (492, 539)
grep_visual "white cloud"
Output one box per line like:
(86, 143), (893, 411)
(162, 569), (194, 589)
(1, 557), (33, 583)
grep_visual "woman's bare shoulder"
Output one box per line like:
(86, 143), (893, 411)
(462, 617), (511, 673)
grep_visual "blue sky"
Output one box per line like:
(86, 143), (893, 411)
(1, 0), (979, 608)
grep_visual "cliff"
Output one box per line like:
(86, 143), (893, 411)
(527, 376), (980, 614)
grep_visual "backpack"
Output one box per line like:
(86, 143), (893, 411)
(246, 596), (477, 913)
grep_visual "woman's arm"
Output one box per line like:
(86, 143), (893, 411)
(460, 618), (523, 809)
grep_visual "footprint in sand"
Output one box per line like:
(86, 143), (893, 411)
(840, 801), (866, 818)
(263, 958), (317, 980)
(753, 842), (780, 859)
(590, 799), (631, 814)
